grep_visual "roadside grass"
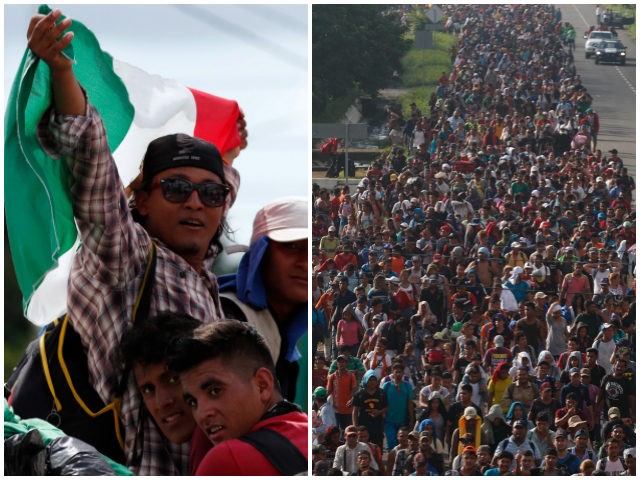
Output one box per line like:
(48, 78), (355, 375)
(397, 30), (457, 116)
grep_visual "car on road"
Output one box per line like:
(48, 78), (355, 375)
(585, 30), (614, 58)
(603, 10), (635, 29)
(594, 39), (627, 65)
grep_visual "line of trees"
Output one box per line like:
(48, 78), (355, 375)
(312, 5), (411, 120)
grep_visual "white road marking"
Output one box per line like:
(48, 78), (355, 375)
(614, 66), (636, 94)
(573, 4), (590, 27)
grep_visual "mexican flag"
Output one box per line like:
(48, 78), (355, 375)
(5, 5), (242, 326)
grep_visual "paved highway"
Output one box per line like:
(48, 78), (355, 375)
(561, 4), (636, 185)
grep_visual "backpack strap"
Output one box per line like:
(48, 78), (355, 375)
(37, 238), (154, 413)
(116, 241), (157, 397)
(498, 438), (509, 453)
(238, 428), (307, 475)
(131, 241), (157, 324)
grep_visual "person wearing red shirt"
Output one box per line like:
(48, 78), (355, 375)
(388, 277), (415, 319)
(327, 355), (358, 431)
(168, 320), (308, 475)
(334, 246), (359, 271)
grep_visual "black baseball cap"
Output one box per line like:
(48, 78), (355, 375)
(142, 133), (225, 183)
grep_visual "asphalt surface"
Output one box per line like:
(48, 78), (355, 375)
(559, 5), (636, 182)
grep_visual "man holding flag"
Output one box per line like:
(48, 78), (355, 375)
(11, 8), (246, 474)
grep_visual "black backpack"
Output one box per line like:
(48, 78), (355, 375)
(5, 242), (157, 464)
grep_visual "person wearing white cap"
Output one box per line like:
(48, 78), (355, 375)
(622, 447), (636, 475)
(319, 224), (340, 257)
(502, 266), (530, 305)
(219, 197), (308, 408)
(592, 321), (616, 374)
(505, 242), (528, 268)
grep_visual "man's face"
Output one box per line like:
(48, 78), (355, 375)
(614, 361), (627, 376)
(262, 239), (308, 307)
(521, 454), (534, 471)
(357, 453), (371, 469)
(612, 427), (625, 440)
(625, 455), (635, 469)
(345, 431), (358, 448)
(477, 450), (491, 465)
(393, 366), (404, 381)
(513, 425), (526, 441)
(570, 372), (581, 385)
(607, 441), (620, 458)
(337, 359), (347, 372)
(536, 419), (549, 432)
(357, 430), (370, 443)
(524, 305), (535, 319)
(180, 357), (267, 446)
(575, 435), (588, 449)
(134, 362), (196, 444)
(498, 457), (512, 473)
(544, 454), (557, 469)
(460, 390), (471, 403)
(137, 167), (224, 266)
(468, 369), (480, 383)
(555, 436), (568, 451)
(517, 369), (528, 383)
(462, 453), (477, 469)
(419, 436), (430, 453)
(517, 335), (528, 348)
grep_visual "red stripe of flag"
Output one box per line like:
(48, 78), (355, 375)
(188, 87), (241, 160)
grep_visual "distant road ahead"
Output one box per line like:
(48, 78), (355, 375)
(561, 4), (636, 183)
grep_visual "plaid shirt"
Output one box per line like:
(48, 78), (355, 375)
(37, 101), (240, 475)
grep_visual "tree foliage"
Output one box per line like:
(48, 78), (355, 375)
(312, 5), (411, 119)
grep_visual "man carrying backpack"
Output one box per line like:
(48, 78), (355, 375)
(494, 420), (542, 469)
(218, 197), (308, 407)
(595, 438), (626, 475)
(24, 10), (245, 474)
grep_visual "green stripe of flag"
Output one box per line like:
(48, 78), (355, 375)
(5, 4), (134, 315)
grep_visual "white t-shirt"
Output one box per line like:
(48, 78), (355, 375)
(593, 337), (616, 374)
(596, 457), (625, 476)
(366, 350), (394, 379)
(592, 269), (611, 294)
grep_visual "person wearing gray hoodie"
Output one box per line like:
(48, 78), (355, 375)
(481, 403), (511, 451)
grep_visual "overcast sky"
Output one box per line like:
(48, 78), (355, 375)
(4, 4), (309, 249)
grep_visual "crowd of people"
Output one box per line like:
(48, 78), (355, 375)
(311, 4), (635, 476)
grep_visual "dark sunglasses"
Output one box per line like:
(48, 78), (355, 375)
(156, 178), (229, 207)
